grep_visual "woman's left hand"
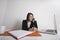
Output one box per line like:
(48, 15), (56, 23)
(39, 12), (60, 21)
(33, 27), (38, 32)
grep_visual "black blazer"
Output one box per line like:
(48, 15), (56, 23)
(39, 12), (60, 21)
(22, 20), (38, 31)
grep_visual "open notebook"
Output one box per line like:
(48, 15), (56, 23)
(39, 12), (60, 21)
(8, 30), (37, 40)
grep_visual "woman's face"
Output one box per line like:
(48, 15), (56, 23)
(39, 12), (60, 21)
(29, 15), (34, 21)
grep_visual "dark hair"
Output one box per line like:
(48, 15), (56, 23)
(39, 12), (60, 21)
(26, 12), (34, 21)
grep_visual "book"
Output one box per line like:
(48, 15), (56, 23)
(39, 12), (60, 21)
(8, 30), (35, 40)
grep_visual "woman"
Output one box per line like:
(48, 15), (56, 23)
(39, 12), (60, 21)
(22, 12), (38, 31)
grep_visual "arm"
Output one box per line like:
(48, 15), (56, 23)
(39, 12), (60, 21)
(29, 21), (38, 31)
(22, 20), (28, 30)
(34, 21), (38, 28)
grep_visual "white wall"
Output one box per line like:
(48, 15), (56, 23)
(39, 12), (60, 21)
(3, 0), (56, 30)
(0, 0), (60, 35)
(0, 0), (7, 26)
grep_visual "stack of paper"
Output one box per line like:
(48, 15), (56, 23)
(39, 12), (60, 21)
(8, 30), (35, 40)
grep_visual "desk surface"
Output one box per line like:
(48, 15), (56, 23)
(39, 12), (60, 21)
(0, 31), (41, 36)
(0, 33), (60, 40)
(0, 30), (41, 40)
(0, 30), (15, 36)
(0, 31), (10, 36)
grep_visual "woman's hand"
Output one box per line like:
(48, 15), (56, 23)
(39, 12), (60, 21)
(29, 27), (38, 32)
(33, 27), (38, 32)
(29, 28), (33, 31)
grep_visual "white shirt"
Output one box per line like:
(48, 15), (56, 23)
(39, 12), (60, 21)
(27, 21), (31, 28)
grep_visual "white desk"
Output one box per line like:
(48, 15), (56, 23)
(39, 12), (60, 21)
(0, 33), (60, 40)
(21, 33), (60, 40)
(0, 36), (15, 40)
